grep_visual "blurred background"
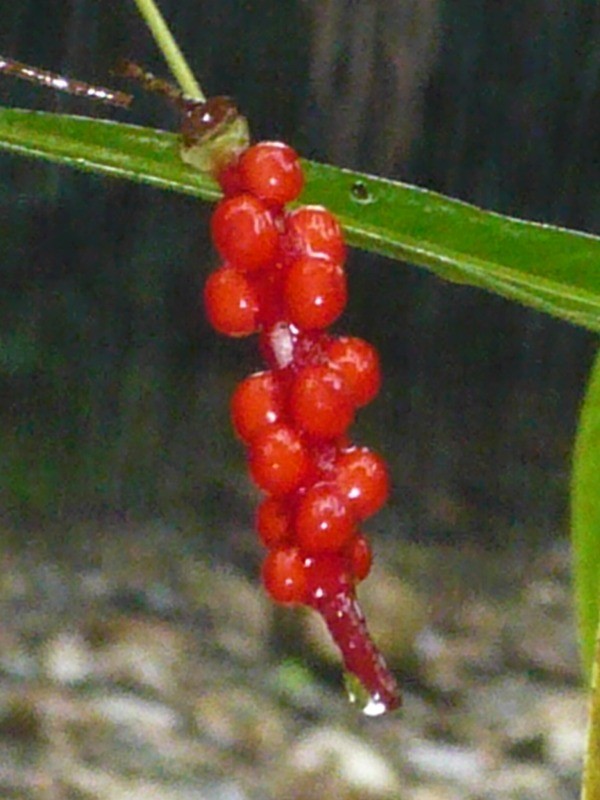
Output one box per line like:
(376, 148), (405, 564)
(0, 1), (597, 798)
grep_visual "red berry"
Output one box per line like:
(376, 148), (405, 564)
(230, 371), (284, 443)
(347, 533), (372, 582)
(282, 205), (346, 264)
(284, 255), (347, 330)
(211, 194), (279, 272)
(216, 158), (243, 196)
(256, 496), (293, 548)
(334, 447), (390, 519)
(295, 483), (355, 554)
(238, 141), (304, 206)
(325, 336), (381, 407)
(289, 364), (354, 439)
(262, 547), (307, 604)
(248, 423), (309, 495)
(204, 265), (259, 336)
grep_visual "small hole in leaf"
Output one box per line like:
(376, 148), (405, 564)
(350, 180), (375, 204)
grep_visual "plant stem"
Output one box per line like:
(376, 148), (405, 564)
(132, 0), (205, 101)
(582, 619), (600, 799)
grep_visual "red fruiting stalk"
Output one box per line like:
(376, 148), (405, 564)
(248, 423), (309, 495)
(303, 554), (399, 710)
(238, 141), (304, 206)
(203, 265), (260, 336)
(295, 483), (356, 554)
(303, 552), (351, 598)
(311, 588), (401, 712)
(334, 446), (390, 520)
(230, 370), (284, 443)
(262, 547), (307, 604)
(211, 194), (279, 272)
(200, 128), (399, 709)
(282, 205), (346, 264)
(325, 336), (382, 407)
(284, 255), (347, 330)
(289, 364), (355, 440)
(252, 267), (287, 328)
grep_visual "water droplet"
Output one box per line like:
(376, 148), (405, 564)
(344, 671), (390, 717)
(350, 180), (375, 205)
(362, 695), (388, 717)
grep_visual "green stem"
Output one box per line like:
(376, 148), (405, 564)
(132, 0), (205, 101)
(582, 616), (600, 799)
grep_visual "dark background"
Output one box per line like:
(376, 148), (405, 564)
(0, 0), (598, 548)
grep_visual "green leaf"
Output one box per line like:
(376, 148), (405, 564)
(1, 108), (599, 330)
(572, 349), (600, 678)
(0, 108), (222, 200)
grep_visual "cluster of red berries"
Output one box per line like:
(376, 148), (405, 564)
(204, 141), (400, 712)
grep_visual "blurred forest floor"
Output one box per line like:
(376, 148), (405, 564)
(0, 518), (583, 799)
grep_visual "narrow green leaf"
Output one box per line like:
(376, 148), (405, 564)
(573, 349), (600, 678)
(0, 108), (221, 200)
(1, 108), (599, 330)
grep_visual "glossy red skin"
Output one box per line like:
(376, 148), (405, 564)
(303, 554), (401, 711)
(230, 371), (284, 443)
(314, 591), (400, 710)
(262, 547), (307, 604)
(204, 265), (260, 336)
(238, 141), (304, 206)
(295, 483), (356, 554)
(282, 205), (346, 264)
(325, 336), (381, 407)
(248, 423), (309, 495)
(334, 446), (390, 519)
(256, 496), (293, 548)
(211, 194), (279, 272)
(289, 364), (355, 440)
(284, 255), (347, 330)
